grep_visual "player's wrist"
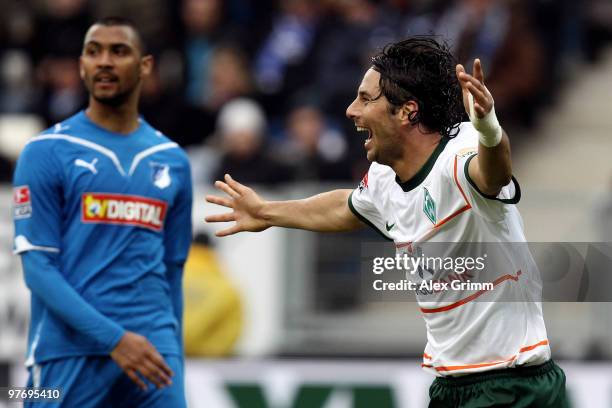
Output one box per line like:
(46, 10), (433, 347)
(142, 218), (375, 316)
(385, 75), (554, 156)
(257, 201), (274, 228)
(468, 94), (502, 148)
(475, 110), (502, 148)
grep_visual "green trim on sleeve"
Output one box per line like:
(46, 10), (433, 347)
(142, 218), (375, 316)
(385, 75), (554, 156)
(464, 154), (521, 204)
(348, 191), (393, 241)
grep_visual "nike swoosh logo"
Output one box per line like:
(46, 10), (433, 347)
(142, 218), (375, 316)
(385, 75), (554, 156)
(385, 222), (395, 232)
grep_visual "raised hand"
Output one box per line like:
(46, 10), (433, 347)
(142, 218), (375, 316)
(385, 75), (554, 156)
(205, 174), (270, 237)
(110, 331), (174, 390)
(456, 59), (494, 120)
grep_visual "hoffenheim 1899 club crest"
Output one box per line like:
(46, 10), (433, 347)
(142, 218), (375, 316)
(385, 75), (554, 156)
(150, 162), (171, 189)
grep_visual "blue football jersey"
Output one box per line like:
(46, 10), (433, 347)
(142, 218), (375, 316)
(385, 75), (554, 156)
(13, 111), (193, 364)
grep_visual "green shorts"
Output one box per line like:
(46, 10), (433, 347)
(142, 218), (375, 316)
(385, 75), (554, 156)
(428, 360), (569, 408)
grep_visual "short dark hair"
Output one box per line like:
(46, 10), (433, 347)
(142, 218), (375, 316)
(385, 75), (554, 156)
(371, 37), (464, 138)
(90, 16), (147, 54)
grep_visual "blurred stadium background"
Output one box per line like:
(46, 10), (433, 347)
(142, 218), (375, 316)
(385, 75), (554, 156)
(1, 0), (612, 406)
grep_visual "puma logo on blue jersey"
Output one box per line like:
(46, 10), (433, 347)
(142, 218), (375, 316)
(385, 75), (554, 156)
(75, 158), (98, 174)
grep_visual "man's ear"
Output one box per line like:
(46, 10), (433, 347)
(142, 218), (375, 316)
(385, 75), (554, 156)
(140, 55), (154, 77)
(399, 100), (419, 125)
(78, 56), (85, 81)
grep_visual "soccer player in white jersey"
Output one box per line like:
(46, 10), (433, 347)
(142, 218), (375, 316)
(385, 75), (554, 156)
(206, 37), (568, 407)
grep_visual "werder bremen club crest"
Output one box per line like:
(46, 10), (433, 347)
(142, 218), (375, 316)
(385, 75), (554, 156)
(423, 187), (436, 224)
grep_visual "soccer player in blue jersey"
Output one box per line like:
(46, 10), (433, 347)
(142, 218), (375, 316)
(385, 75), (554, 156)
(12, 17), (192, 407)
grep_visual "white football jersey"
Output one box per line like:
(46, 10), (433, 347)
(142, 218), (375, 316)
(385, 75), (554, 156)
(349, 122), (550, 376)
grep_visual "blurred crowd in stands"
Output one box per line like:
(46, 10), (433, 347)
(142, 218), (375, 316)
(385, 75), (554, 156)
(1, 0), (611, 184)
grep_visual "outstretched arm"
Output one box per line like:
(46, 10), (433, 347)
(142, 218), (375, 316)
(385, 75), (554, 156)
(205, 174), (363, 236)
(456, 59), (512, 196)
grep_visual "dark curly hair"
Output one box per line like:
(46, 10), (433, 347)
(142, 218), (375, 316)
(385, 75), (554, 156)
(370, 37), (465, 138)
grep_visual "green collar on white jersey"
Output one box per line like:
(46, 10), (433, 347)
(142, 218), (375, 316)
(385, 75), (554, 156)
(396, 136), (449, 192)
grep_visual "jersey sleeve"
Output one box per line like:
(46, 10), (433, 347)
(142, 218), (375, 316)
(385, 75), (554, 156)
(163, 155), (193, 266)
(21, 251), (125, 353)
(449, 123), (521, 222)
(13, 140), (63, 254)
(14, 140), (125, 352)
(347, 166), (393, 241)
(163, 154), (193, 343)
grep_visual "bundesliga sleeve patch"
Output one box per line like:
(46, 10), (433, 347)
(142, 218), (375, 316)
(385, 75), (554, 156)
(358, 172), (369, 193)
(81, 193), (168, 231)
(13, 185), (32, 219)
(455, 147), (477, 158)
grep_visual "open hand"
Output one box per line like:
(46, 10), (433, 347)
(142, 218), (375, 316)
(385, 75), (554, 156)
(205, 174), (270, 237)
(110, 331), (173, 390)
(456, 59), (494, 119)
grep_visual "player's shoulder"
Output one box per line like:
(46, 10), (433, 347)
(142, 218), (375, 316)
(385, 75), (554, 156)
(139, 117), (169, 141)
(447, 122), (479, 150)
(368, 161), (395, 180)
(368, 161), (393, 175)
(439, 122), (479, 161)
(362, 162), (395, 193)
(421, 122), (478, 183)
(16, 117), (80, 170)
(25, 111), (89, 153)
(140, 120), (190, 165)
(38, 111), (87, 137)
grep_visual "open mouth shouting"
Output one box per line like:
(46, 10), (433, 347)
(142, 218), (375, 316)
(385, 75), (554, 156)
(356, 126), (372, 148)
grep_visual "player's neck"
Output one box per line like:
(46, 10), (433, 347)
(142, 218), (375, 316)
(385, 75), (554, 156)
(393, 131), (443, 183)
(86, 98), (140, 135)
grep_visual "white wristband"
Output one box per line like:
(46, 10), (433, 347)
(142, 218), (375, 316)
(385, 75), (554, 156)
(468, 93), (502, 148)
